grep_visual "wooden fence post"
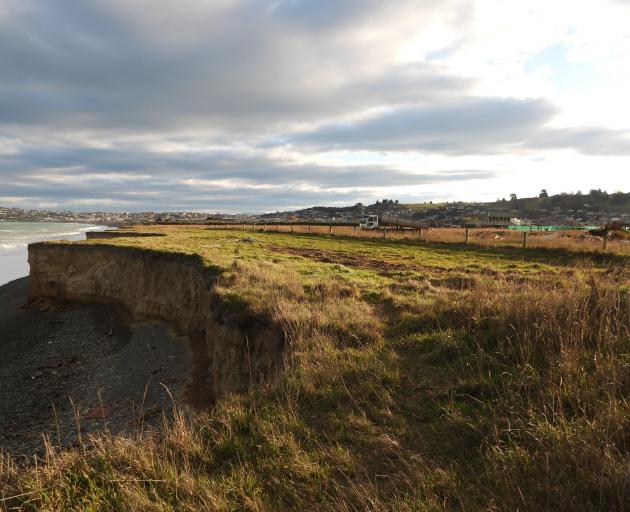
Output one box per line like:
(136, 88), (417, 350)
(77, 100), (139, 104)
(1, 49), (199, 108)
(329, 225), (333, 236)
(418, 228), (422, 240)
(263, 224), (266, 231)
(276, 224), (279, 231)
(383, 228), (387, 238)
(603, 233), (608, 251)
(522, 231), (528, 249)
(290, 224), (293, 233)
(308, 225), (311, 233)
(353, 226), (357, 237)
(464, 228), (469, 244)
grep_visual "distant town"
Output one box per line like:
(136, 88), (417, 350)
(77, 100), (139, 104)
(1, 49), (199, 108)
(1, 189), (629, 228)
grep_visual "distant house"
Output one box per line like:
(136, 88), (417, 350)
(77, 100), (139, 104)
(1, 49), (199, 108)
(479, 211), (513, 228)
(471, 211), (529, 228)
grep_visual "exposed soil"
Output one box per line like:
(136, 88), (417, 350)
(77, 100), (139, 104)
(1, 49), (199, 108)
(266, 244), (582, 281)
(267, 244), (419, 273)
(267, 244), (508, 277)
(0, 277), (192, 459)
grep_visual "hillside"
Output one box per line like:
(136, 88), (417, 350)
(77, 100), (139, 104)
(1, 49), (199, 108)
(271, 190), (630, 227)
(2, 225), (629, 510)
(407, 189), (630, 225)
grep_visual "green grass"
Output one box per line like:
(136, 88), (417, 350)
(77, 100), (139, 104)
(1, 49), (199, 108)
(2, 226), (629, 511)
(85, 225), (622, 274)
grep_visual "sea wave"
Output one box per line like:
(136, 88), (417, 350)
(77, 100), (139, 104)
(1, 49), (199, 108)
(42, 230), (83, 237)
(0, 224), (110, 255)
(0, 242), (28, 256)
(79, 226), (106, 232)
(0, 223), (110, 284)
(0, 242), (26, 250)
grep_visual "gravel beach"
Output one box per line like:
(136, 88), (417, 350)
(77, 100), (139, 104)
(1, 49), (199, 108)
(0, 277), (193, 459)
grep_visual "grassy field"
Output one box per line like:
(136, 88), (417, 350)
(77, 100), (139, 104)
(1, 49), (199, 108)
(2, 225), (629, 511)
(216, 223), (630, 255)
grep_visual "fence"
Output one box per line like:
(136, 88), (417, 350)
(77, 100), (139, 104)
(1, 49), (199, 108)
(205, 223), (628, 254)
(507, 225), (600, 231)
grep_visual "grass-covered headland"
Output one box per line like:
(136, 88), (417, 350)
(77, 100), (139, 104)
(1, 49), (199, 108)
(2, 225), (629, 511)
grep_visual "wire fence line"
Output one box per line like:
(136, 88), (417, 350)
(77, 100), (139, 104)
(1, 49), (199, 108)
(206, 223), (629, 255)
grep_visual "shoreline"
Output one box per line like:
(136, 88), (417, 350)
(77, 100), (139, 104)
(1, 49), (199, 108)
(0, 276), (192, 458)
(0, 223), (111, 286)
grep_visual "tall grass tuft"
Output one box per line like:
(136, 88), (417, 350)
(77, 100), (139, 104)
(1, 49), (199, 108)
(445, 274), (630, 510)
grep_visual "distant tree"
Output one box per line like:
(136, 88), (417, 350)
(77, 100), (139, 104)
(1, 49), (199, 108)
(611, 191), (626, 204)
(576, 190), (583, 196)
(539, 189), (548, 198)
(510, 193), (517, 202)
(588, 189), (611, 201)
(395, 199), (399, 204)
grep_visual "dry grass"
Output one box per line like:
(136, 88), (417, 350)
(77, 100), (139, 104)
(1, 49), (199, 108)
(217, 223), (630, 255)
(1, 227), (629, 510)
(466, 276), (630, 510)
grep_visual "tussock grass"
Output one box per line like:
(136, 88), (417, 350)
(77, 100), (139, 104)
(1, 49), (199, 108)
(465, 276), (630, 510)
(2, 227), (629, 510)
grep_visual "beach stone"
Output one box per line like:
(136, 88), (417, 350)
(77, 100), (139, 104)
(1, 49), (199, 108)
(0, 277), (192, 458)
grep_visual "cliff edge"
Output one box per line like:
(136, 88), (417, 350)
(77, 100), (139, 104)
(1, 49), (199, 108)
(27, 242), (285, 407)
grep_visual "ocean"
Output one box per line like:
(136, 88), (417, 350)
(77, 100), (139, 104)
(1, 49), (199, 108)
(0, 222), (107, 286)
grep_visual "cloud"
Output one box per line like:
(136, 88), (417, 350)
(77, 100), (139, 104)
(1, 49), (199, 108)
(0, 0), (627, 211)
(288, 98), (555, 153)
(0, 0), (472, 134)
(287, 97), (630, 155)
(0, 143), (495, 211)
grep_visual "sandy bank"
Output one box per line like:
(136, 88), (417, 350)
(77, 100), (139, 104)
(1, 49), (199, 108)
(28, 241), (286, 405)
(0, 277), (191, 458)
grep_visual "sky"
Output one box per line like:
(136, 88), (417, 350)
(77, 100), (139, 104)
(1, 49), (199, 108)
(0, 0), (629, 212)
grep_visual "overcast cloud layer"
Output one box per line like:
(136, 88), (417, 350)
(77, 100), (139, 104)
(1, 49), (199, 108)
(0, 0), (628, 211)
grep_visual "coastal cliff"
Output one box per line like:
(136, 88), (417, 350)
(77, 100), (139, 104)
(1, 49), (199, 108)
(27, 242), (285, 405)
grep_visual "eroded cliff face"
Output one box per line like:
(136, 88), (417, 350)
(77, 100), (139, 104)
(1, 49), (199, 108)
(28, 242), (285, 406)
